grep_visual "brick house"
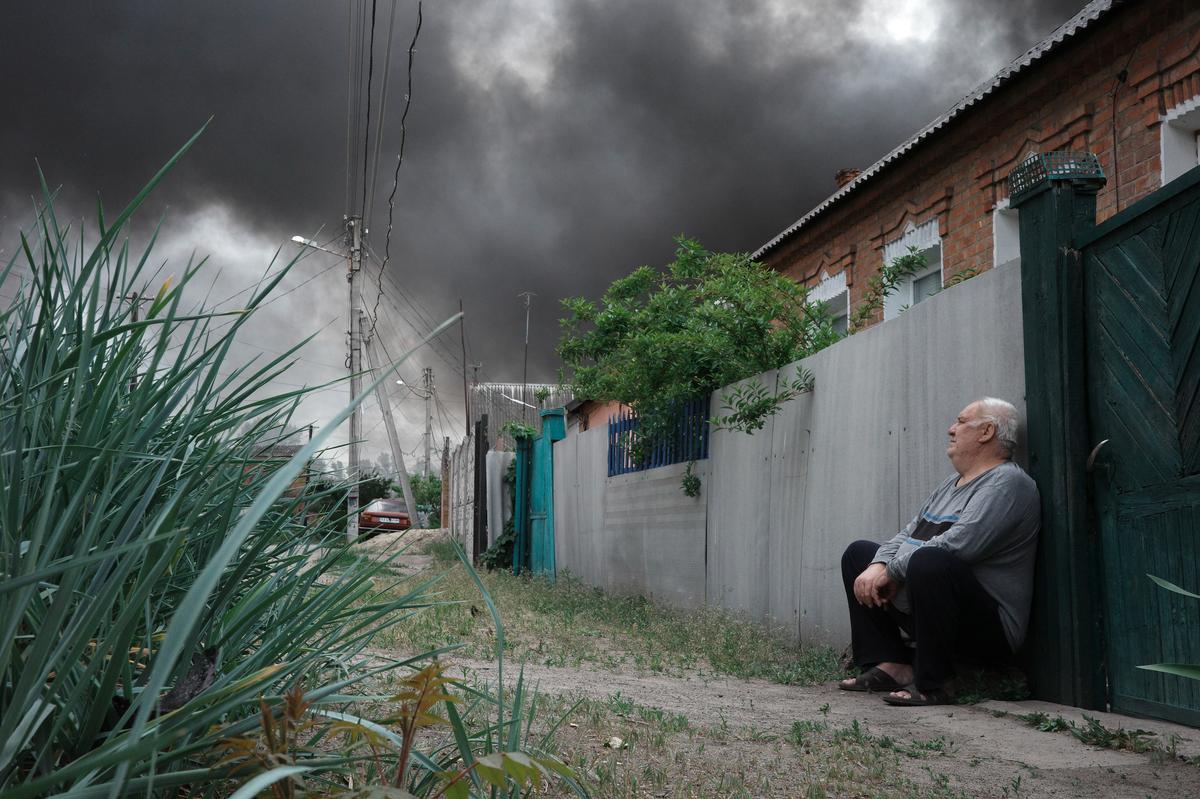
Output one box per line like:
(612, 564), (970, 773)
(755, 0), (1200, 328)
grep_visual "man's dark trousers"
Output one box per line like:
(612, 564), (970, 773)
(840, 540), (1011, 691)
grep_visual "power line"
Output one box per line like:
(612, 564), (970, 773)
(373, 292), (467, 390)
(361, 248), (464, 373)
(364, 0), (400, 232)
(366, 0), (423, 343)
(209, 236), (344, 310)
(233, 339), (345, 371)
(163, 262), (345, 354)
(359, 0), (378, 220)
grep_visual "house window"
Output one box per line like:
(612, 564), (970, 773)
(1161, 95), (1200, 186)
(992, 199), (1020, 269)
(807, 270), (850, 334)
(881, 219), (943, 320)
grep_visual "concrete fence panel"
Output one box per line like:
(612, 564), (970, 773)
(793, 325), (905, 645)
(765, 364), (815, 638)
(602, 461), (707, 607)
(705, 371), (778, 619)
(552, 262), (1025, 648)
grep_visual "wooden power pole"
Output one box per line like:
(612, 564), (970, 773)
(361, 315), (418, 525)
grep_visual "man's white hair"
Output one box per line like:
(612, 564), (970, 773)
(974, 397), (1020, 457)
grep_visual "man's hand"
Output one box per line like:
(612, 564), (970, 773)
(853, 562), (897, 607)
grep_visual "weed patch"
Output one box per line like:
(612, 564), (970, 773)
(371, 564), (844, 684)
(421, 535), (460, 563)
(1017, 711), (1160, 754)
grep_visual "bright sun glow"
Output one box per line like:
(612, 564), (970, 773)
(855, 0), (941, 45)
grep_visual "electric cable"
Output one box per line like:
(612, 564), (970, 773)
(361, 248), (464, 372)
(365, 0), (423, 344)
(359, 0), (378, 220)
(364, 0), (399, 232)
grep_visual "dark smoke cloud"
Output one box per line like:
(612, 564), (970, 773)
(1, 0), (1089, 455)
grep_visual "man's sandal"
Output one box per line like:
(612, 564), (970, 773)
(880, 686), (955, 706)
(838, 667), (905, 693)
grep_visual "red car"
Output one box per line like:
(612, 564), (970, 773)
(358, 498), (412, 533)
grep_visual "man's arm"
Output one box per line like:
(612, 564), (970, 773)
(851, 513), (922, 607)
(886, 473), (1037, 581)
(873, 522), (916, 565)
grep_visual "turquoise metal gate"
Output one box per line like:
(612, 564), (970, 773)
(513, 408), (565, 578)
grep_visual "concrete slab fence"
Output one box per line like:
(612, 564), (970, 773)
(552, 261), (1027, 648)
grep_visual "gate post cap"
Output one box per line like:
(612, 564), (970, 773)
(1008, 151), (1106, 207)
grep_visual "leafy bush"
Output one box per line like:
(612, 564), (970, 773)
(558, 237), (838, 492)
(409, 471), (442, 527)
(0, 143), (580, 796)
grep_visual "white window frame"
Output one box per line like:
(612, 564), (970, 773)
(1161, 94), (1200, 186)
(992, 197), (1021, 269)
(808, 270), (850, 333)
(881, 219), (943, 320)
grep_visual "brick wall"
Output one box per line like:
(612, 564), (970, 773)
(761, 0), (1200, 328)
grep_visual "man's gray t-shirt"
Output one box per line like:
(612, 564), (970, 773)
(873, 461), (1040, 650)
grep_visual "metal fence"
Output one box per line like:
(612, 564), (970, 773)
(470, 382), (574, 451)
(607, 398), (710, 476)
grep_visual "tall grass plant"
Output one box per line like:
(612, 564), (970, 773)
(0, 140), (580, 797)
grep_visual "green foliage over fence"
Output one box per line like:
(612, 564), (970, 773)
(558, 237), (839, 457)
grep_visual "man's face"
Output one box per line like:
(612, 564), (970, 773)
(946, 402), (991, 468)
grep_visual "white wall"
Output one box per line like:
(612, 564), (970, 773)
(552, 261), (1026, 646)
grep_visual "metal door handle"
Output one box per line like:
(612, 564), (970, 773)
(1086, 439), (1110, 472)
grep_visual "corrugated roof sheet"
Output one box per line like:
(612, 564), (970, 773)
(753, 0), (1117, 259)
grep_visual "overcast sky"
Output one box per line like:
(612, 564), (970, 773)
(0, 0), (1087, 467)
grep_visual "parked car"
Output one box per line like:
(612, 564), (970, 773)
(358, 498), (411, 534)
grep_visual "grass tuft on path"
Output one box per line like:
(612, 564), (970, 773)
(369, 540), (843, 685)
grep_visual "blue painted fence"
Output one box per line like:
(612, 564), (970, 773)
(607, 398), (710, 477)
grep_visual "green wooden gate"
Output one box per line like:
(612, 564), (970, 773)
(1077, 168), (1200, 725)
(1014, 154), (1200, 724)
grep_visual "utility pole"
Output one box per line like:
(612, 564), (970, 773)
(422, 366), (434, 476)
(518, 291), (535, 424)
(360, 315), (417, 525)
(459, 299), (469, 439)
(346, 216), (363, 542)
(440, 436), (450, 530)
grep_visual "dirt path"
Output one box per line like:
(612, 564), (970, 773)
(371, 534), (1200, 798)
(446, 657), (1199, 798)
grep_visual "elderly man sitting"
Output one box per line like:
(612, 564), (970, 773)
(838, 397), (1040, 705)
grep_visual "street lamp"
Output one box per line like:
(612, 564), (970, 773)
(395, 378), (432, 397)
(291, 235), (346, 257)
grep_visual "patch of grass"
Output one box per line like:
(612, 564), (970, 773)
(370, 564), (844, 684)
(534, 693), (972, 799)
(1071, 714), (1157, 752)
(1017, 711), (1072, 733)
(1017, 711), (1161, 754)
(422, 536), (460, 563)
(789, 719), (827, 745)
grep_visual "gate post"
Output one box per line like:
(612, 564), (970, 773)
(1008, 152), (1106, 709)
(472, 415), (489, 562)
